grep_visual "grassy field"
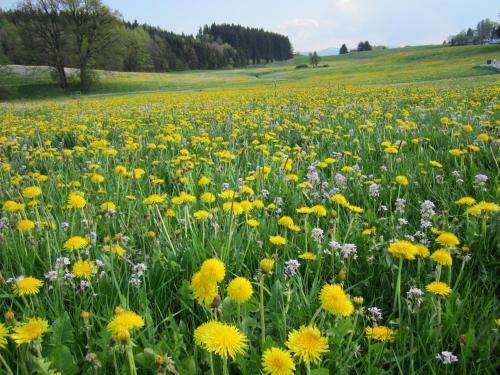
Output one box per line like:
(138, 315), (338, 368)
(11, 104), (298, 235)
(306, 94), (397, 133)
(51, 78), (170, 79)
(0, 44), (499, 100)
(0, 44), (499, 374)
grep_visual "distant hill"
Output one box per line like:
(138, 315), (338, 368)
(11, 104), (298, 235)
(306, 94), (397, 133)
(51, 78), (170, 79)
(300, 47), (340, 56)
(318, 47), (340, 56)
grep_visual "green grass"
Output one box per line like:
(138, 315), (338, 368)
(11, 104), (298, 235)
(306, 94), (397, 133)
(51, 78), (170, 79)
(1, 44), (499, 100)
(0, 46), (498, 374)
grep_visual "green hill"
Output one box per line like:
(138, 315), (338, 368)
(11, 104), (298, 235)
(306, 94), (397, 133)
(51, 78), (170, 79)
(1, 44), (499, 100)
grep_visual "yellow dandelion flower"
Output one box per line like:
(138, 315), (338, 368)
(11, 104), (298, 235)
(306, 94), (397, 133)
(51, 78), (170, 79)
(133, 168), (145, 179)
(278, 216), (295, 227)
(197, 322), (248, 360)
(0, 323), (8, 349)
(435, 232), (460, 247)
(10, 318), (49, 346)
(191, 271), (217, 305)
(17, 219), (35, 231)
(143, 194), (166, 205)
(429, 160), (443, 168)
(22, 186), (42, 199)
(114, 165), (127, 175)
(68, 193), (86, 208)
(198, 176), (211, 186)
(227, 277), (253, 304)
(200, 258), (225, 283)
(100, 202), (116, 211)
(330, 194), (349, 206)
(72, 259), (96, 279)
(426, 281), (452, 297)
(260, 258), (275, 273)
(107, 310), (144, 341)
(455, 197), (476, 205)
(194, 320), (223, 347)
(246, 218), (259, 228)
(64, 236), (90, 251)
(430, 249), (453, 266)
(262, 347), (296, 375)
(285, 325), (329, 364)
(388, 240), (417, 260)
(90, 174), (105, 184)
(415, 244), (430, 257)
(12, 276), (43, 296)
(311, 205), (327, 216)
(299, 252), (317, 261)
(3, 200), (25, 212)
(319, 284), (354, 317)
(200, 192), (216, 203)
(270, 235), (287, 246)
(296, 206), (313, 214)
(395, 175), (409, 186)
(365, 326), (395, 342)
(193, 210), (210, 220)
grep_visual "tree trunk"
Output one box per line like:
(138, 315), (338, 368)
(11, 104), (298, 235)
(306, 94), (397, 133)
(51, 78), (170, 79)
(56, 64), (67, 89)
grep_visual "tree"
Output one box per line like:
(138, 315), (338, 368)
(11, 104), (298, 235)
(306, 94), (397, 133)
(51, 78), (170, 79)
(363, 41), (372, 51)
(16, 0), (69, 88)
(339, 43), (348, 54)
(309, 51), (320, 67)
(62, 0), (119, 90)
(476, 18), (497, 41)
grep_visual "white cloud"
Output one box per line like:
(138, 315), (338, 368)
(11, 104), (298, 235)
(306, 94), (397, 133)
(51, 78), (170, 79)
(333, 0), (361, 13)
(276, 18), (320, 31)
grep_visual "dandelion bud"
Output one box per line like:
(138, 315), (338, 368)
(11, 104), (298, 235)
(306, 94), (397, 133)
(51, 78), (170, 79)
(337, 270), (346, 281)
(148, 231), (156, 238)
(155, 355), (165, 366)
(114, 305), (124, 314)
(353, 296), (364, 306)
(80, 311), (90, 320)
(210, 295), (222, 309)
(4, 310), (14, 321)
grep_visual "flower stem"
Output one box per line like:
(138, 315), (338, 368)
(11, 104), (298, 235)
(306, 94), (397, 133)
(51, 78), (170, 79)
(393, 258), (403, 314)
(126, 341), (137, 375)
(209, 353), (215, 375)
(305, 362), (311, 375)
(259, 274), (266, 349)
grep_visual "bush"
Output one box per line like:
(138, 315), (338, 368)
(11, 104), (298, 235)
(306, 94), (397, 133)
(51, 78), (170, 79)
(295, 64), (309, 69)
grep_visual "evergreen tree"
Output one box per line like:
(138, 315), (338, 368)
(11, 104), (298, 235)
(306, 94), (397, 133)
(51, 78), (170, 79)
(339, 43), (348, 54)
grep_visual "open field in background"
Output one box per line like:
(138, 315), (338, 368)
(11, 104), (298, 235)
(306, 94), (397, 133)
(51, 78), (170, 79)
(1, 44), (499, 100)
(0, 42), (499, 374)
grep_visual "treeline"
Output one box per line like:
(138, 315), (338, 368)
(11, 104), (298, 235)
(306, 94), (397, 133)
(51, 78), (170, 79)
(201, 24), (293, 65)
(339, 41), (374, 55)
(447, 17), (500, 46)
(0, 0), (293, 90)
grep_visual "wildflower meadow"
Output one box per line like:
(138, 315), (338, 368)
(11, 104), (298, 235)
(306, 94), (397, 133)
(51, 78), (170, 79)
(0, 82), (498, 374)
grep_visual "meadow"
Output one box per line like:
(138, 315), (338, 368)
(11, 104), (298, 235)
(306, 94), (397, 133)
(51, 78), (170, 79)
(1, 44), (499, 100)
(0, 44), (499, 374)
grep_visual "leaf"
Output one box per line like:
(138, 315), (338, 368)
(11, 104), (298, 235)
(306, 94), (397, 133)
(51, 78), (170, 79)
(311, 369), (330, 375)
(50, 345), (79, 375)
(178, 356), (197, 374)
(28, 354), (54, 375)
(49, 312), (74, 347)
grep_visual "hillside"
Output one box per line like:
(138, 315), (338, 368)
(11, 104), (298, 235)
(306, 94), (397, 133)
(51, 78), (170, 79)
(1, 44), (499, 100)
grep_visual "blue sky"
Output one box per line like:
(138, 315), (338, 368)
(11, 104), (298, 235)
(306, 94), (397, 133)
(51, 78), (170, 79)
(1, 0), (498, 52)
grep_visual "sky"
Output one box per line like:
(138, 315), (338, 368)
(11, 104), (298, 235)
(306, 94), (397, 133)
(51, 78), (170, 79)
(1, 0), (498, 52)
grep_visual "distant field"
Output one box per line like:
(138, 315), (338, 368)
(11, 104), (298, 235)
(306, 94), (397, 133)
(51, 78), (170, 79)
(1, 44), (499, 100)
